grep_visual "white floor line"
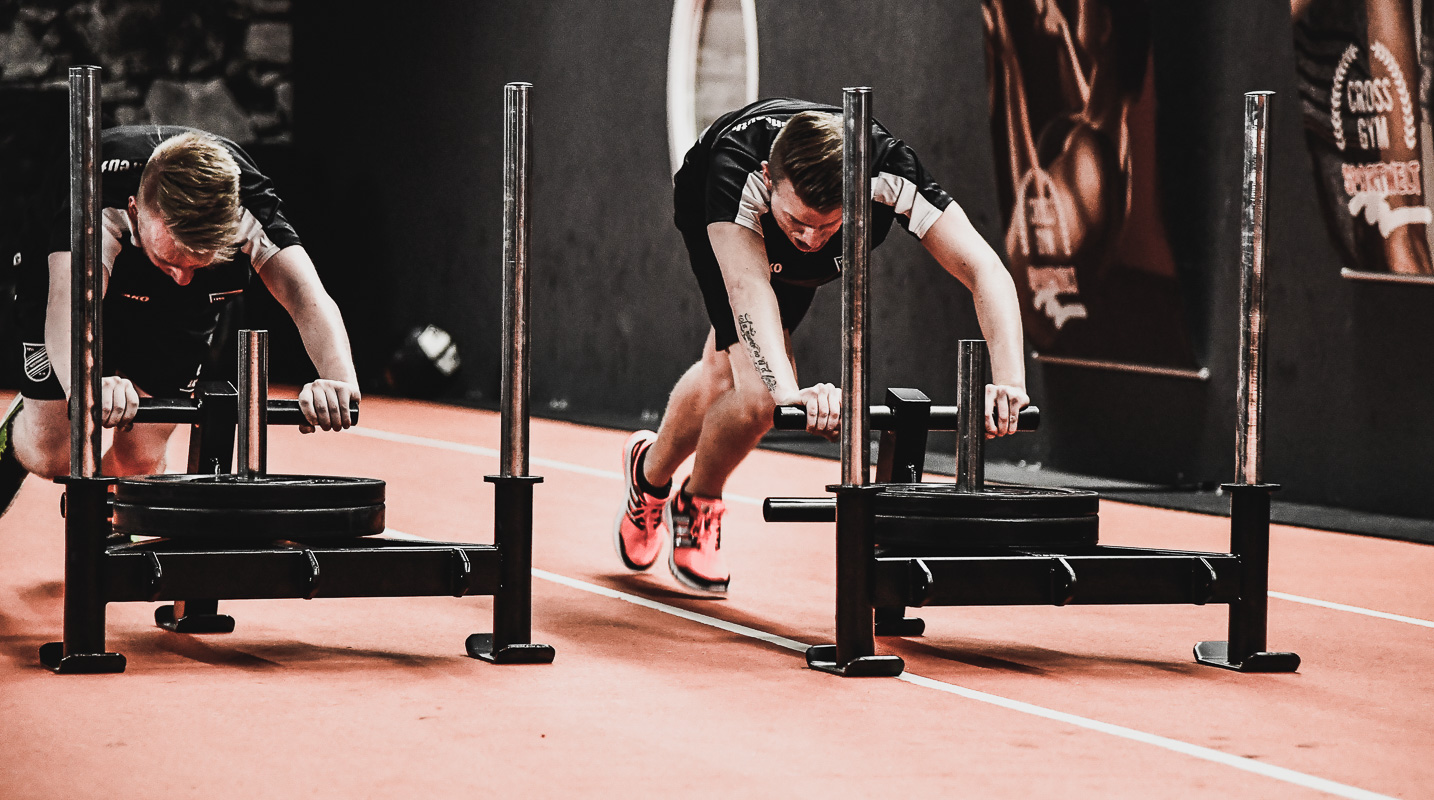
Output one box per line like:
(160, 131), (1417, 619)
(892, 672), (1394, 800)
(1269, 591), (1434, 629)
(345, 425), (769, 505)
(540, 566), (1396, 800)
(353, 424), (1431, 623)
(383, 528), (1393, 800)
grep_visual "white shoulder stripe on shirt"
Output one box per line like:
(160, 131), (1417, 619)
(236, 208), (281, 270)
(732, 170), (943, 240)
(734, 170), (769, 236)
(99, 206), (283, 272)
(100, 208), (129, 275)
(873, 171), (943, 238)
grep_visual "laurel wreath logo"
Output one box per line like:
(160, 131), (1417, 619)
(1331, 44), (1358, 152)
(1369, 41), (1418, 151)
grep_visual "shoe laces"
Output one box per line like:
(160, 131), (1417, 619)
(627, 471), (665, 531)
(688, 496), (725, 549)
(629, 492), (664, 531)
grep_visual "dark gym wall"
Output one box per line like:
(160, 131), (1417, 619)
(1147, 0), (1434, 519)
(290, 2), (1433, 521)
(293, 2), (695, 416)
(291, 0), (1007, 417)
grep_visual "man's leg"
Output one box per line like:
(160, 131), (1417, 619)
(661, 333), (793, 593)
(613, 329), (732, 572)
(642, 329), (735, 487)
(12, 397), (73, 479)
(13, 396), (178, 479)
(103, 421), (179, 477)
(685, 330), (793, 498)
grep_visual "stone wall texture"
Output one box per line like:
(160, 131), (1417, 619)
(0, 0), (293, 144)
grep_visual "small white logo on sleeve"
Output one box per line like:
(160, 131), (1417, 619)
(22, 342), (52, 382)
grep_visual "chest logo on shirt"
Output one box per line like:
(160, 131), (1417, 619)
(101, 159), (136, 173)
(209, 289), (243, 303)
(770, 262), (783, 273)
(121, 293), (150, 302)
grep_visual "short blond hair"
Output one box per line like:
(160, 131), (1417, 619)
(768, 111), (844, 212)
(137, 131), (242, 262)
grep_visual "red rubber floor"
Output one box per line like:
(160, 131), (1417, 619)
(1, 392), (1429, 799)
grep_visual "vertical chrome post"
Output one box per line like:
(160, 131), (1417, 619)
(841, 87), (872, 487)
(43, 66), (128, 674)
(467, 81), (554, 666)
(955, 340), (987, 492)
(236, 330), (269, 478)
(69, 66), (103, 479)
(807, 86), (902, 678)
(1236, 91), (1272, 485)
(1194, 90), (1299, 674)
(500, 81), (532, 479)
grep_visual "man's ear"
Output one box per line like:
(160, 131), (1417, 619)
(760, 161), (772, 190)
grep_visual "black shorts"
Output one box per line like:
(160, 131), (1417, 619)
(15, 341), (203, 401)
(679, 223), (817, 352)
(13, 256), (207, 401)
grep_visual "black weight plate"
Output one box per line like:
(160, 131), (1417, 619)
(112, 503), (385, 540)
(872, 483), (1099, 520)
(875, 514), (1099, 551)
(114, 474), (385, 510)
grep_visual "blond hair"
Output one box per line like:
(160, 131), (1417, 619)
(768, 111), (844, 212)
(137, 131), (242, 262)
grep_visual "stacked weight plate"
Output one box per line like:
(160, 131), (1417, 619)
(113, 474), (386, 541)
(872, 483), (1099, 551)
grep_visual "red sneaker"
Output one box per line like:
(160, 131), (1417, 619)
(613, 430), (667, 571)
(665, 483), (729, 593)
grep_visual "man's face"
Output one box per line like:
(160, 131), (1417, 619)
(763, 163), (842, 253)
(126, 197), (216, 286)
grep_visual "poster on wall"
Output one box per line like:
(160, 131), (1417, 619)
(1294, 0), (1434, 283)
(983, 0), (1203, 377)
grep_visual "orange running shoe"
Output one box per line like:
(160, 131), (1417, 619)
(665, 482), (729, 593)
(613, 430), (667, 571)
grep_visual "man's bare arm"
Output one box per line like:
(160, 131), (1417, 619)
(708, 221), (799, 398)
(707, 221), (840, 437)
(257, 245), (360, 431)
(258, 245), (357, 384)
(44, 252), (73, 398)
(919, 203), (1030, 435)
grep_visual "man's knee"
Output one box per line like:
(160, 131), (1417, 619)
(699, 364), (735, 401)
(107, 427), (176, 476)
(728, 384), (776, 432)
(16, 443), (69, 480)
(12, 402), (72, 479)
(108, 446), (167, 476)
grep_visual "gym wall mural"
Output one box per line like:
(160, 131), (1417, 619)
(1294, 0), (1434, 284)
(983, 0), (1203, 378)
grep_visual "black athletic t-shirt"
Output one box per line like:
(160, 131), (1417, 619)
(23, 125), (299, 396)
(674, 98), (954, 288)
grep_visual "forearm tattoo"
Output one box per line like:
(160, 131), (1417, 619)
(737, 313), (779, 392)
